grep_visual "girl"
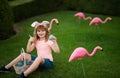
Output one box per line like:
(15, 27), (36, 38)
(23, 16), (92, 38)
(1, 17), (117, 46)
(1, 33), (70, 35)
(0, 25), (60, 78)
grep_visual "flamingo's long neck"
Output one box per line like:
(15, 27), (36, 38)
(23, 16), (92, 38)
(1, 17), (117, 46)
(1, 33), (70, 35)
(88, 47), (98, 56)
(48, 20), (54, 31)
(102, 17), (110, 23)
(84, 17), (91, 20)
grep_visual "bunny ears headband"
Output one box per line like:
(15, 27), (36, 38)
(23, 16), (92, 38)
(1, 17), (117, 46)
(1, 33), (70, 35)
(31, 21), (49, 28)
(31, 18), (59, 32)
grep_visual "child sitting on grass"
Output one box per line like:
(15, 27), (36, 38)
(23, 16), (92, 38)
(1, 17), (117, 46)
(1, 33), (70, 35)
(0, 25), (60, 78)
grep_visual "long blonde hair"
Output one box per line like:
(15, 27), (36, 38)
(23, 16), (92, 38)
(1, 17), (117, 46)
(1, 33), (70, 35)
(33, 25), (49, 41)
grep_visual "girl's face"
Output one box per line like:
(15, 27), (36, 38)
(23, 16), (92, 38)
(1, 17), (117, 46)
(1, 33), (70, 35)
(37, 29), (46, 38)
(34, 25), (49, 41)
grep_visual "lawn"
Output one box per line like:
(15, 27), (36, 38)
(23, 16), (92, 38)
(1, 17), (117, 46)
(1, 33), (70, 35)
(0, 10), (120, 78)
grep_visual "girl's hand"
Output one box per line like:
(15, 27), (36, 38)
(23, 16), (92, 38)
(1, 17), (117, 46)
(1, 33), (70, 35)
(49, 35), (57, 42)
(28, 35), (35, 43)
(50, 35), (60, 53)
(51, 36), (57, 42)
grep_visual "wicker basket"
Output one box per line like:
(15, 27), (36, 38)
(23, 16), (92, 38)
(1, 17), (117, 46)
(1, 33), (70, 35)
(13, 48), (31, 74)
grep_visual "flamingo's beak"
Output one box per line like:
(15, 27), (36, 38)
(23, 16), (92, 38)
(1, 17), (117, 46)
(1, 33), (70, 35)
(56, 22), (59, 25)
(101, 48), (103, 51)
(90, 17), (92, 20)
(110, 18), (112, 20)
(101, 49), (103, 51)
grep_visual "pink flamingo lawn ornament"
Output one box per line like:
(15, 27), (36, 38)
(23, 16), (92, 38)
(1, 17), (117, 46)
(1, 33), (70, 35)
(74, 12), (92, 20)
(48, 18), (59, 31)
(89, 17), (112, 26)
(68, 46), (103, 78)
(89, 17), (112, 42)
(47, 18), (59, 40)
(69, 46), (103, 62)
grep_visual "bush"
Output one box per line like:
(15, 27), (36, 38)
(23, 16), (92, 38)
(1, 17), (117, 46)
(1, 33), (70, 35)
(10, 0), (120, 22)
(12, 0), (65, 22)
(0, 0), (15, 40)
(8, 0), (14, 1)
(63, 0), (120, 16)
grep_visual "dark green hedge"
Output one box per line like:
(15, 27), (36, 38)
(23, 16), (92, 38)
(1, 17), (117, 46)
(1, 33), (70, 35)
(0, 0), (15, 40)
(63, 0), (120, 16)
(8, 0), (14, 1)
(11, 0), (120, 22)
(12, 0), (64, 22)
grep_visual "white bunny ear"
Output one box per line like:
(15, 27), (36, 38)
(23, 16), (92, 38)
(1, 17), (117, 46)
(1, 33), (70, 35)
(31, 21), (39, 27)
(42, 21), (49, 24)
(41, 21), (49, 27)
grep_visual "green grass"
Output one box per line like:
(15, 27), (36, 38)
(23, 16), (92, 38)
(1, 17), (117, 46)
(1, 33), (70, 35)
(0, 10), (120, 78)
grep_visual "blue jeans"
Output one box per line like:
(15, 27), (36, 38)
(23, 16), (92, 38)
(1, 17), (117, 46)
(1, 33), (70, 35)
(31, 55), (54, 69)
